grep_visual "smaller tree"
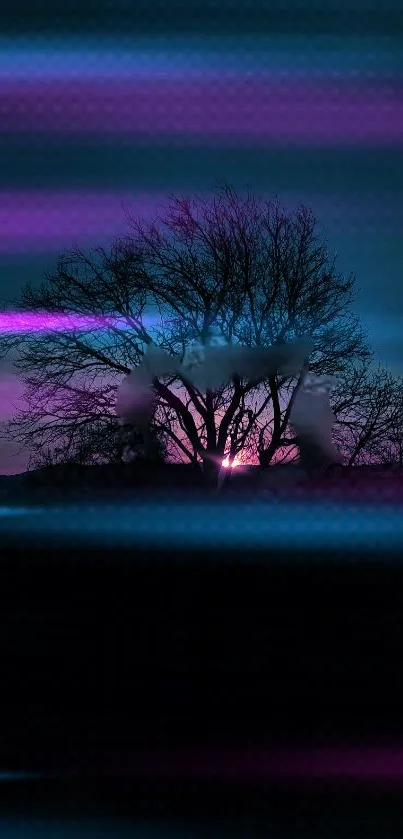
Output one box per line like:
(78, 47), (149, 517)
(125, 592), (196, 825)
(25, 413), (168, 472)
(379, 417), (403, 470)
(361, 384), (403, 469)
(331, 360), (403, 466)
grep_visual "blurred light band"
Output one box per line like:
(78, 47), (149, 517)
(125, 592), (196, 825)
(0, 500), (402, 552)
(0, 36), (401, 79)
(0, 80), (401, 144)
(0, 190), (398, 254)
(97, 747), (403, 785)
(0, 192), (165, 252)
(0, 312), (159, 333)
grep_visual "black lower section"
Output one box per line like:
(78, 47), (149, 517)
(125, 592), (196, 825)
(1, 544), (403, 828)
(1, 548), (403, 757)
(1, 780), (403, 837)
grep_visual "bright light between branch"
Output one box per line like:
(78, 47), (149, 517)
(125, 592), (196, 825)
(221, 456), (241, 468)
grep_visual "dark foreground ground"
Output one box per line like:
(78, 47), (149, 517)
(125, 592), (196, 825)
(1, 461), (403, 504)
(2, 549), (403, 836)
(2, 549), (403, 837)
(1, 463), (403, 835)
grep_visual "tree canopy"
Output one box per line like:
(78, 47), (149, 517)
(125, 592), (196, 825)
(1, 183), (401, 480)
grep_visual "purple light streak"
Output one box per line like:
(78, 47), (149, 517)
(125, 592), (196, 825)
(0, 191), (164, 251)
(98, 746), (403, 787)
(0, 189), (396, 254)
(1, 80), (401, 144)
(0, 311), (157, 334)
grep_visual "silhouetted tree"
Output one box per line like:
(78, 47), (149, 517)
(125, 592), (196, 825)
(0, 184), (376, 483)
(26, 417), (168, 471)
(257, 357), (403, 468)
(330, 359), (403, 467)
(378, 410), (403, 470)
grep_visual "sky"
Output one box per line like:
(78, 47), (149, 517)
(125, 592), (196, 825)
(0, 0), (402, 474)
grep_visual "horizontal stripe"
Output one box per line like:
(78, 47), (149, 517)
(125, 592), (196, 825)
(91, 746), (403, 784)
(0, 190), (400, 253)
(0, 36), (401, 80)
(1, 499), (402, 551)
(0, 142), (401, 191)
(0, 80), (401, 144)
(0, 4), (401, 37)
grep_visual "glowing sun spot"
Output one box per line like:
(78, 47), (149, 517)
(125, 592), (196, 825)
(222, 455), (242, 468)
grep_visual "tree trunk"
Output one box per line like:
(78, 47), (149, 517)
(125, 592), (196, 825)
(259, 436), (280, 468)
(201, 451), (222, 488)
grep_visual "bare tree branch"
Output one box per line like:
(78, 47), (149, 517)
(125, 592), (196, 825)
(0, 184), (385, 482)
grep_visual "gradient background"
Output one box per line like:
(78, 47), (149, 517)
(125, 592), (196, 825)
(0, 0), (402, 473)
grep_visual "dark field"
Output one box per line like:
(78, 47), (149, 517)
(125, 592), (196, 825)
(1, 463), (403, 835)
(1, 462), (403, 504)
